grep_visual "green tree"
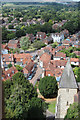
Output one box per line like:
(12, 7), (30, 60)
(73, 67), (80, 82)
(27, 97), (47, 120)
(3, 72), (38, 119)
(39, 76), (58, 98)
(64, 102), (80, 119)
(8, 25), (14, 29)
(8, 17), (13, 23)
(33, 40), (46, 49)
(16, 29), (26, 38)
(7, 33), (16, 40)
(8, 63), (12, 68)
(51, 42), (58, 48)
(20, 37), (30, 50)
(13, 48), (20, 54)
(15, 65), (23, 72)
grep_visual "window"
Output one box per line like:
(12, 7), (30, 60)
(66, 101), (69, 106)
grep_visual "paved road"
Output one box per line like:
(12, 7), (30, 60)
(30, 65), (43, 86)
(46, 110), (55, 120)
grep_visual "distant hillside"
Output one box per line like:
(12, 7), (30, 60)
(0, 0), (75, 3)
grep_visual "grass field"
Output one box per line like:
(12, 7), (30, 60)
(48, 100), (56, 114)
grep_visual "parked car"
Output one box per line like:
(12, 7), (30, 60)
(27, 75), (32, 80)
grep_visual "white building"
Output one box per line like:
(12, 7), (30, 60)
(51, 33), (64, 43)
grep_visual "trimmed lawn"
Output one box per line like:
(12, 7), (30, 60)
(48, 100), (56, 114)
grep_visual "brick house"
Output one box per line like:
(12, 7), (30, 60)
(43, 36), (53, 45)
(26, 33), (35, 43)
(23, 59), (35, 77)
(14, 53), (32, 67)
(1, 44), (10, 54)
(53, 52), (66, 60)
(2, 66), (18, 81)
(2, 54), (14, 70)
(36, 32), (46, 40)
(60, 29), (69, 38)
(39, 52), (51, 68)
(8, 40), (20, 49)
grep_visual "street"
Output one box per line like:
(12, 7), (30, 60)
(29, 64), (43, 86)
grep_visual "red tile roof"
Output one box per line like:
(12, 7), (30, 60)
(25, 60), (35, 73)
(70, 58), (79, 62)
(2, 66), (18, 81)
(40, 53), (51, 61)
(23, 68), (28, 74)
(2, 54), (14, 62)
(55, 52), (66, 58)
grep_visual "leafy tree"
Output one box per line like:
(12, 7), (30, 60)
(8, 17), (13, 23)
(20, 37), (30, 50)
(39, 76), (58, 98)
(2, 27), (8, 41)
(15, 65), (23, 72)
(7, 33), (16, 40)
(27, 97), (47, 120)
(70, 53), (77, 58)
(73, 67), (80, 82)
(33, 40), (46, 49)
(64, 103), (80, 119)
(8, 63), (12, 68)
(3, 72), (39, 119)
(13, 48), (20, 54)
(40, 22), (53, 34)
(8, 25), (14, 29)
(51, 42), (58, 48)
(16, 29), (26, 38)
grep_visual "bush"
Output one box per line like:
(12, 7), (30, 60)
(64, 102), (80, 119)
(39, 76), (58, 98)
(8, 63), (12, 68)
(15, 65), (23, 72)
(33, 40), (46, 49)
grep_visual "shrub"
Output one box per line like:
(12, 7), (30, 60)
(39, 76), (58, 98)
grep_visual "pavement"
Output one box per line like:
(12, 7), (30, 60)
(46, 110), (55, 120)
(29, 65), (43, 86)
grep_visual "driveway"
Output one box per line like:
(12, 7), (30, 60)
(29, 65), (43, 86)
(46, 110), (55, 120)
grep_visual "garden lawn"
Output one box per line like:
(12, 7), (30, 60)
(48, 100), (56, 114)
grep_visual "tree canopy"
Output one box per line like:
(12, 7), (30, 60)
(73, 67), (80, 82)
(33, 40), (46, 49)
(64, 102), (80, 119)
(39, 76), (58, 98)
(20, 37), (30, 50)
(3, 72), (47, 119)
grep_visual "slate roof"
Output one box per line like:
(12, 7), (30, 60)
(59, 59), (78, 89)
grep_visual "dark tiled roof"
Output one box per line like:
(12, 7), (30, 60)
(59, 59), (78, 89)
